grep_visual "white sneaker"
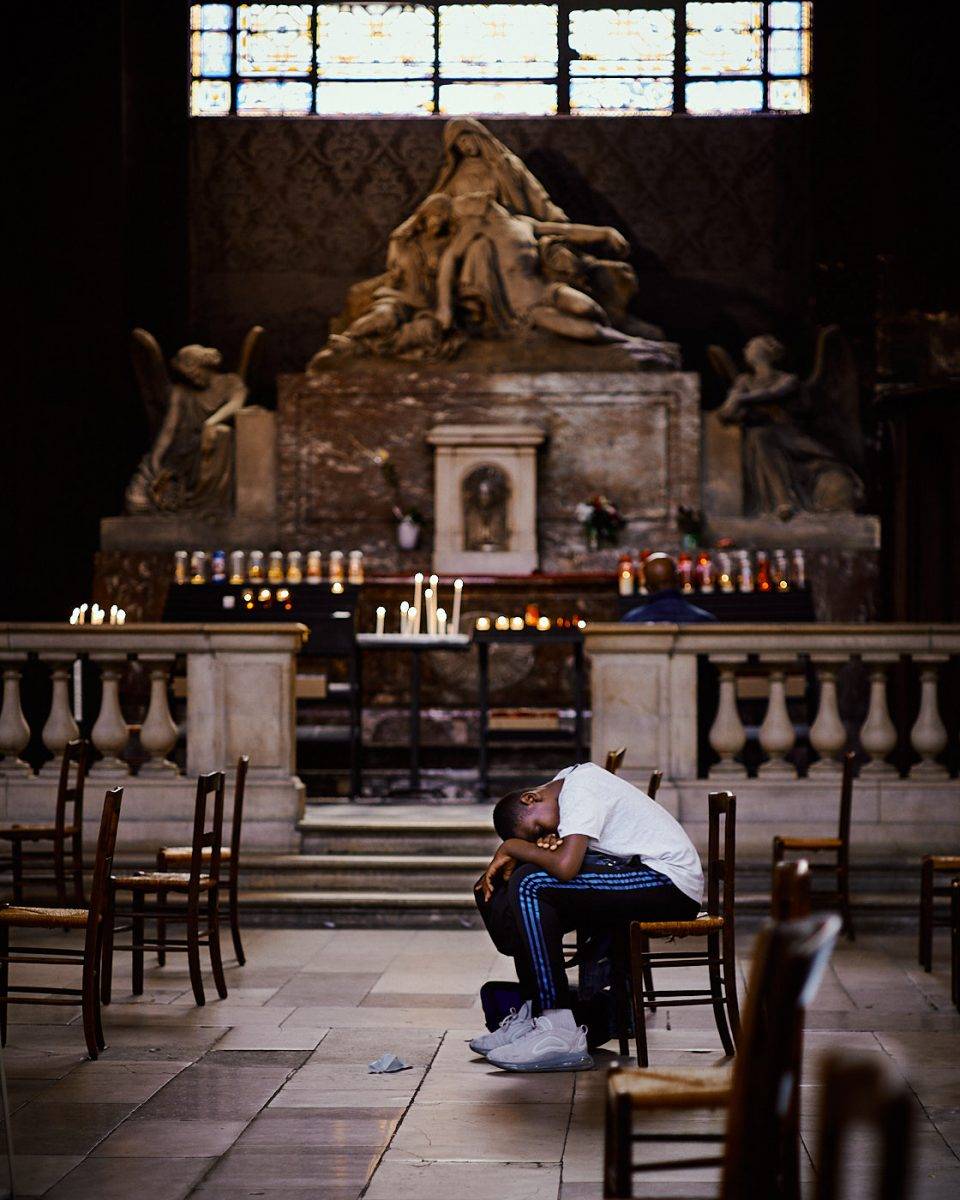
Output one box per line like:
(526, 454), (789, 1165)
(486, 1009), (593, 1072)
(469, 1000), (535, 1056)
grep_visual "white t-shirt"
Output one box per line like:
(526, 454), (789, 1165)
(554, 762), (703, 903)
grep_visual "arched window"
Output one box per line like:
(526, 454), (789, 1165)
(190, 2), (811, 117)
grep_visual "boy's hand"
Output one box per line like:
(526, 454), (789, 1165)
(474, 846), (516, 902)
(536, 834), (564, 851)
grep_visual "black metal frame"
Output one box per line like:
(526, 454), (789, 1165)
(189, 1), (812, 117)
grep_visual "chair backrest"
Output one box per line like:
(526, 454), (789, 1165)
(837, 750), (855, 852)
(84, 787), (124, 954)
(56, 738), (89, 835)
(604, 747), (627, 775)
(229, 755), (249, 870)
(647, 769), (663, 800)
(705, 791), (736, 921)
(771, 858), (812, 920)
(188, 771), (226, 894)
(814, 1052), (914, 1200)
(722, 914), (842, 1200)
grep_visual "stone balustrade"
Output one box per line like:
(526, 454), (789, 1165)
(585, 624), (959, 853)
(0, 624), (307, 850)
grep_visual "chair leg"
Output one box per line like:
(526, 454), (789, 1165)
(604, 1085), (634, 1200)
(71, 829), (85, 905)
(11, 842), (23, 904)
(640, 933), (655, 1010)
(207, 891), (228, 1001)
(628, 937), (649, 1069)
(229, 880), (245, 966)
(919, 860), (933, 971)
(0, 925), (8, 1047)
(838, 861), (855, 941)
(92, 929), (106, 1052)
(186, 901), (205, 1007)
(100, 889), (116, 1005)
(156, 893), (167, 968)
(53, 834), (67, 906)
(131, 891), (145, 996)
(81, 941), (100, 1060)
(721, 925), (741, 1046)
(707, 931), (735, 1056)
(611, 929), (631, 1058)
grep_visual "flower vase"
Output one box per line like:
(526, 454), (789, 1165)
(397, 518), (420, 551)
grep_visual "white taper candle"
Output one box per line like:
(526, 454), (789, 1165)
(452, 578), (463, 634)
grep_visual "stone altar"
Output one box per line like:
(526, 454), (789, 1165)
(278, 361), (701, 573)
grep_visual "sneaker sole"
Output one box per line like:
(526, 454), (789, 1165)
(489, 1052), (594, 1073)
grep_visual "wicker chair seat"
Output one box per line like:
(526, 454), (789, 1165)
(775, 836), (841, 851)
(0, 823), (76, 839)
(635, 914), (724, 937)
(608, 1065), (733, 1110)
(111, 871), (214, 890)
(0, 904), (88, 928)
(159, 846), (231, 864)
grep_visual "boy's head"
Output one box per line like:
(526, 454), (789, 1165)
(493, 781), (561, 842)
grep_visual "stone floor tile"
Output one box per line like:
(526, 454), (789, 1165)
(236, 1107), (401, 1150)
(361, 991), (477, 1007)
(202, 1049), (314, 1069)
(391, 1100), (570, 1162)
(283, 1004), (481, 1029)
(4, 1154), (84, 1197)
(214, 1025), (328, 1051)
(36, 1062), (188, 1104)
(136, 1065), (291, 1120)
(202, 1147), (381, 1188)
(2, 1100), (137, 1156)
(266, 971), (382, 1006)
(306, 1027), (441, 1066)
(364, 1155), (561, 1200)
(93, 1117), (249, 1158)
(44, 1155), (214, 1199)
(416, 1062), (576, 1105)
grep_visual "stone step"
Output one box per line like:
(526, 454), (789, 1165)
(297, 803), (499, 855)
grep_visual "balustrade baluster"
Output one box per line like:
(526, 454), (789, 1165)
(859, 655), (898, 777)
(39, 655), (80, 774)
(758, 658), (798, 778)
(139, 655), (179, 774)
(809, 655), (849, 775)
(0, 657), (31, 776)
(89, 655), (131, 776)
(708, 654), (747, 778)
(910, 654), (949, 779)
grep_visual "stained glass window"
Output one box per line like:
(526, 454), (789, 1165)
(189, 2), (813, 117)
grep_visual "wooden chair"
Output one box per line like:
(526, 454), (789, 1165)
(101, 771), (227, 1007)
(605, 913), (842, 1200)
(0, 787), (123, 1060)
(814, 1052), (914, 1200)
(628, 791), (740, 1067)
(604, 747), (627, 775)
(918, 853), (960, 971)
(157, 754), (248, 966)
(951, 878), (960, 1013)
(772, 858), (812, 921)
(0, 738), (88, 904)
(773, 749), (855, 939)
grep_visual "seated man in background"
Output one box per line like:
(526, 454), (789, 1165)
(471, 761), (702, 1072)
(622, 551), (716, 623)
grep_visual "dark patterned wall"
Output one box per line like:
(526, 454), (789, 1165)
(189, 116), (812, 378)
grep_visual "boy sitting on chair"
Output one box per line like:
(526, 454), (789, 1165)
(472, 761), (703, 1072)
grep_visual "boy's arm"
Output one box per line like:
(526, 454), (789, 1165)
(502, 834), (589, 883)
(474, 835), (589, 901)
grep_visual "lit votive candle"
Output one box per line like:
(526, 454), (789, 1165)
(331, 581), (344, 595)
(116, 609), (126, 626)
(537, 616), (551, 632)
(510, 616), (524, 631)
(437, 607), (447, 637)
(495, 615), (509, 631)
(475, 616), (491, 631)
(375, 606), (386, 635)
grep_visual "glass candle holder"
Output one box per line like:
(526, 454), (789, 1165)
(190, 550), (207, 584)
(173, 550), (188, 585)
(248, 550), (265, 582)
(348, 550), (364, 584)
(267, 551), (285, 583)
(329, 551), (345, 583)
(229, 550), (246, 585)
(305, 550), (322, 583)
(286, 551), (303, 584)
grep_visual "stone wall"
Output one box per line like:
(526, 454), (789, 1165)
(189, 116), (812, 379)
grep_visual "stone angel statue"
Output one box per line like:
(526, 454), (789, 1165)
(125, 326), (263, 515)
(708, 327), (865, 518)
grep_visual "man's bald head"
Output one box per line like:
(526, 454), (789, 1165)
(644, 552), (678, 593)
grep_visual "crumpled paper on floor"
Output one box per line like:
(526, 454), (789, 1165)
(368, 1052), (411, 1074)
